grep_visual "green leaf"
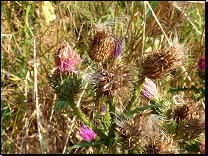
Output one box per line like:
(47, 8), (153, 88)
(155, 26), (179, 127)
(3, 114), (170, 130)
(53, 98), (69, 111)
(67, 140), (105, 153)
(126, 104), (162, 117)
(168, 86), (203, 94)
(94, 113), (108, 132)
(25, 5), (35, 37)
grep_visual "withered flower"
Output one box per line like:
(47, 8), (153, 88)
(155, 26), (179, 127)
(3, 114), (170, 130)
(115, 113), (146, 150)
(111, 36), (123, 59)
(142, 135), (176, 154)
(54, 43), (82, 73)
(177, 117), (205, 140)
(87, 24), (115, 63)
(90, 63), (133, 98)
(142, 44), (184, 80)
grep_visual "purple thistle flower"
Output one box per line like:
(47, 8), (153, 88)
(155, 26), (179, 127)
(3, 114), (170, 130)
(111, 37), (123, 59)
(140, 78), (158, 100)
(54, 43), (82, 73)
(198, 57), (205, 71)
(79, 123), (96, 142)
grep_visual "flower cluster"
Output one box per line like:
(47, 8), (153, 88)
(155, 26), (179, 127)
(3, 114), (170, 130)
(79, 123), (96, 142)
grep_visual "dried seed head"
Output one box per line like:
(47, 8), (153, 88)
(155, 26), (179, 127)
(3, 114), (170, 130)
(177, 117), (204, 140)
(142, 135), (176, 154)
(142, 44), (184, 80)
(115, 113), (146, 150)
(87, 24), (115, 62)
(91, 63), (133, 98)
(173, 104), (189, 124)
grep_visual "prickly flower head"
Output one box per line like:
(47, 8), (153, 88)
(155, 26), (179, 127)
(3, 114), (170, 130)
(54, 43), (82, 73)
(140, 78), (158, 100)
(177, 117), (205, 140)
(115, 113), (145, 150)
(90, 64), (133, 98)
(87, 24), (115, 62)
(142, 44), (184, 80)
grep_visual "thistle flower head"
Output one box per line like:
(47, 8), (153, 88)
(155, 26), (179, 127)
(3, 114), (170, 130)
(115, 113), (145, 150)
(140, 78), (158, 100)
(142, 135), (176, 154)
(142, 44), (184, 79)
(54, 43), (82, 73)
(198, 57), (205, 71)
(90, 64), (133, 99)
(87, 24), (115, 62)
(177, 117), (205, 140)
(79, 123), (96, 142)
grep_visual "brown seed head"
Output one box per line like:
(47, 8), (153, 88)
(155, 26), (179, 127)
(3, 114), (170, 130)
(177, 117), (204, 140)
(92, 63), (133, 98)
(87, 24), (115, 62)
(173, 104), (189, 124)
(142, 135), (176, 154)
(142, 44), (184, 80)
(115, 113), (145, 150)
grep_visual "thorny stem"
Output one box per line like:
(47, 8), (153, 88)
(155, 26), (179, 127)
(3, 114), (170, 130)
(124, 77), (145, 115)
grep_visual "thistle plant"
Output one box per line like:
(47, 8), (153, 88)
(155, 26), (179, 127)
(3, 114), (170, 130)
(1, 1), (205, 154)
(49, 11), (204, 155)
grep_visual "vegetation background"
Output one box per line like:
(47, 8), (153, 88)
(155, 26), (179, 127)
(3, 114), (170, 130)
(1, 1), (205, 154)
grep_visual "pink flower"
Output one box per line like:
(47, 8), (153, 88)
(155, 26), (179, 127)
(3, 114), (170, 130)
(140, 78), (158, 100)
(198, 57), (205, 71)
(54, 43), (82, 73)
(79, 123), (96, 142)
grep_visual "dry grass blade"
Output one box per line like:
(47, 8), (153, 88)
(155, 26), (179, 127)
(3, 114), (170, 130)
(33, 37), (43, 151)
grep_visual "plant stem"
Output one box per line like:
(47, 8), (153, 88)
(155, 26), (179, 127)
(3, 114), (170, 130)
(69, 100), (108, 141)
(107, 98), (116, 153)
(124, 77), (145, 115)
